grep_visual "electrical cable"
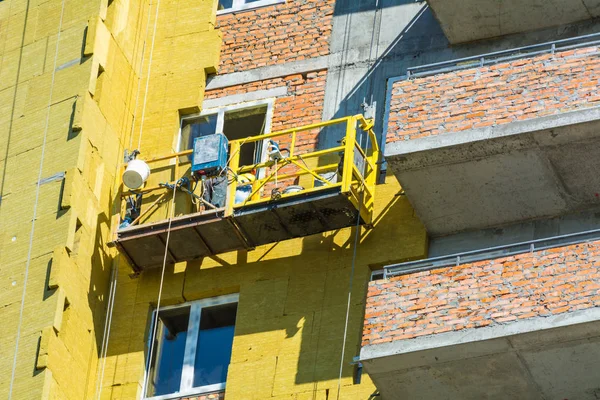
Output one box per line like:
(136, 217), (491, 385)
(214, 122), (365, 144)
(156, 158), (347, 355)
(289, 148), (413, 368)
(332, 4), (382, 394)
(8, 0), (67, 397)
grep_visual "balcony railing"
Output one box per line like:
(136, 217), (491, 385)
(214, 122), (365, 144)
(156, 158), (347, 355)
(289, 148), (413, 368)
(379, 228), (600, 279)
(405, 32), (600, 80)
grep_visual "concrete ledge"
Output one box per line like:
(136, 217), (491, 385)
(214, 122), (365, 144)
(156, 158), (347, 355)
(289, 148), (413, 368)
(206, 56), (329, 90)
(385, 106), (600, 161)
(360, 306), (600, 363)
(202, 86), (288, 109)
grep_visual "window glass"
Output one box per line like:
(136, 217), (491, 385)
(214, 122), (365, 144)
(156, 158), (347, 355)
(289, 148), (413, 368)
(146, 307), (190, 397)
(218, 0), (234, 9)
(193, 303), (238, 388)
(182, 114), (218, 151)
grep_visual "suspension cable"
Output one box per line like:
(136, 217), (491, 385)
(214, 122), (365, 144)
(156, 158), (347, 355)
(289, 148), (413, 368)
(94, 258), (119, 400)
(136, 0), (162, 150)
(93, 0), (153, 395)
(336, 127), (370, 399)
(129, 0), (153, 150)
(8, 0), (67, 396)
(143, 182), (178, 395)
(336, 189), (364, 400)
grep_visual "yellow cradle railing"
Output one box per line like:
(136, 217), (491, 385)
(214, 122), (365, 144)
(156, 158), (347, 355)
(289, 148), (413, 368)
(113, 115), (379, 270)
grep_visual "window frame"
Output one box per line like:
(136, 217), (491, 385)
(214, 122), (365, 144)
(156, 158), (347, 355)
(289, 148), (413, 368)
(177, 98), (275, 177)
(217, 0), (286, 15)
(142, 293), (240, 400)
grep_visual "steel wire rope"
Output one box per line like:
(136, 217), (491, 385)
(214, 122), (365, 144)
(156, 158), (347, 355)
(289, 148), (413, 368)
(129, 0), (154, 150)
(136, 0), (162, 150)
(94, 258), (119, 400)
(335, 139), (368, 400)
(335, 1), (381, 396)
(143, 181), (178, 396)
(8, 0), (67, 396)
(94, 1), (155, 396)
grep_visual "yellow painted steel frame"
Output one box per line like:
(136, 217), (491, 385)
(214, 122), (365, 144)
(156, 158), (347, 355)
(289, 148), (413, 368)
(117, 114), (380, 229)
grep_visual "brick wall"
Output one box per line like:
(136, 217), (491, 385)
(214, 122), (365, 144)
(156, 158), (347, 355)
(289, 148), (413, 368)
(206, 70), (327, 153)
(216, 0), (334, 74)
(362, 240), (600, 347)
(386, 46), (600, 143)
(182, 392), (224, 400)
(206, 70), (327, 197)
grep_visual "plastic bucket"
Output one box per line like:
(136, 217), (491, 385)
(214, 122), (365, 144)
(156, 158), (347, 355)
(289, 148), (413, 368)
(123, 159), (151, 189)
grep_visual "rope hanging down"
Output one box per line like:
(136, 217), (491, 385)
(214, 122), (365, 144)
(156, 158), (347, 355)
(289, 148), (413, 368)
(94, 259), (119, 400)
(137, 0), (162, 150)
(128, 0), (153, 150)
(144, 180), (179, 394)
(97, 1), (160, 396)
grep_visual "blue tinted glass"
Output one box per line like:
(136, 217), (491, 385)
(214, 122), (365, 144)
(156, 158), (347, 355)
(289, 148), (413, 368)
(218, 0), (234, 9)
(147, 308), (189, 397)
(188, 114), (218, 149)
(193, 303), (237, 388)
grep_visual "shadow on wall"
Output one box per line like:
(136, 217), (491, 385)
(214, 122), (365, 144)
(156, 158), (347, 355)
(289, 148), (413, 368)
(101, 185), (426, 394)
(321, 0), (600, 155)
(318, 1), (446, 151)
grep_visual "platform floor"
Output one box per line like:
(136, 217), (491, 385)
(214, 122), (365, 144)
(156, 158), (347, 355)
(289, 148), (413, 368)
(116, 188), (363, 272)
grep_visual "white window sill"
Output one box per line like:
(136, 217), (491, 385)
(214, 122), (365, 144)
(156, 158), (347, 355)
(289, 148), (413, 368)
(217, 0), (286, 15)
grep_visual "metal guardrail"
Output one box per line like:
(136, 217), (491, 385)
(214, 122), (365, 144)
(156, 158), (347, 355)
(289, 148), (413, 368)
(225, 115), (379, 220)
(116, 115), (380, 230)
(382, 227), (600, 279)
(406, 32), (600, 80)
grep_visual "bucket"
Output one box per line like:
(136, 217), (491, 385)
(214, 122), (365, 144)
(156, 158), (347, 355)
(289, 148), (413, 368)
(123, 159), (151, 189)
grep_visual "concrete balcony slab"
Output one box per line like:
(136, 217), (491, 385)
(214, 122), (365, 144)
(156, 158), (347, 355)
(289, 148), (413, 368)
(386, 106), (600, 236)
(361, 309), (600, 400)
(361, 238), (600, 399)
(428, 0), (600, 44)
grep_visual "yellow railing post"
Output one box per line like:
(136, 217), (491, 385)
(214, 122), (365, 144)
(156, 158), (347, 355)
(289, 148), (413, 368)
(341, 116), (357, 194)
(226, 141), (240, 217)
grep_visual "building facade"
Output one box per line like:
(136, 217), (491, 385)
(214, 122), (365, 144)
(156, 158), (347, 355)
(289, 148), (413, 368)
(3, 0), (600, 399)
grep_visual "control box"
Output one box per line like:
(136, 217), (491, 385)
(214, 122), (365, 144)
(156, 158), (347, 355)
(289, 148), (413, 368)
(191, 133), (228, 177)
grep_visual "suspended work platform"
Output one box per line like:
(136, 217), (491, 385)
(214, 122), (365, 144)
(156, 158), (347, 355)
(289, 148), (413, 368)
(113, 115), (379, 272)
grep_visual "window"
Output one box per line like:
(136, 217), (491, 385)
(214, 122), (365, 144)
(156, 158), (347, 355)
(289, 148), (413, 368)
(217, 0), (286, 14)
(179, 100), (274, 165)
(144, 294), (239, 399)
(178, 100), (273, 208)
(180, 104), (269, 167)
